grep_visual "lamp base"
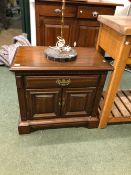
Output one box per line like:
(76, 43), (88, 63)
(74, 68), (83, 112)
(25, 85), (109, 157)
(44, 47), (77, 62)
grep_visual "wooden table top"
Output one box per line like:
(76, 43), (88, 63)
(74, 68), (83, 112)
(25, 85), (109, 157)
(74, 0), (123, 6)
(98, 15), (131, 35)
(10, 46), (113, 72)
(36, 0), (123, 6)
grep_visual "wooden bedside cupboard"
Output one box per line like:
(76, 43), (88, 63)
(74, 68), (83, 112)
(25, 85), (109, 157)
(10, 46), (112, 134)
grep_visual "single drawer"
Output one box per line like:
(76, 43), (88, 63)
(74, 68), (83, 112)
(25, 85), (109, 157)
(37, 4), (76, 17)
(25, 75), (99, 89)
(77, 6), (115, 19)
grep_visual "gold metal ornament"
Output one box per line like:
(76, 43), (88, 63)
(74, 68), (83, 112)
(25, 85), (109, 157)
(44, 0), (77, 62)
(61, 0), (66, 38)
(56, 79), (71, 86)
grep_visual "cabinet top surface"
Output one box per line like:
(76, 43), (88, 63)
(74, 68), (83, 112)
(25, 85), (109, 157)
(98, 15), (131, 35)
(36, 0), (123, 6)
(10, 46), (112, 72)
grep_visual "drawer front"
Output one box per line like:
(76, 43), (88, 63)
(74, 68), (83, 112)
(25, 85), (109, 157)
(25, 75), (99, 89)
(37, 4), (76, 17)
(77, 6), (115, 19)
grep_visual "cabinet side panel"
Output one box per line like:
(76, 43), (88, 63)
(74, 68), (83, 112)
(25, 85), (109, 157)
(16, 76), (27, 121)
(92, 73), (107, 117)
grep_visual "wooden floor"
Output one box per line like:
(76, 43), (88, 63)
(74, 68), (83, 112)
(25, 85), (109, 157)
(99, 90), (131, 123)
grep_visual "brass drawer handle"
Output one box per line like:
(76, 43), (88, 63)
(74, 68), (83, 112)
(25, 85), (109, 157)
(92, 11), (99, 17)
(56, 79), (71, 86)
(54, 8), (61, 13)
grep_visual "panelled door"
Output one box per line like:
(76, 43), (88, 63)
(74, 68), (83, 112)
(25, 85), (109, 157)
(61, 87), (96, 117)
(26, 89), (62, 119)
(37, 17), (75, 46)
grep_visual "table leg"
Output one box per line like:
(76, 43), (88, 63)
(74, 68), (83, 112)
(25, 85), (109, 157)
(99, 40), (130, 128)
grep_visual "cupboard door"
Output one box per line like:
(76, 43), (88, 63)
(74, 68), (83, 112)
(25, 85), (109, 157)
(61, 87), (96, 117)
(26, 89), (61, 119)
(77, 26), (99, 47)
(36, 17), (75, 46)
(76, 21), (99, 47)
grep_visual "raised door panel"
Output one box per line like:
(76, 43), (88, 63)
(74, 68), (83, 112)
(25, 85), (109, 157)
(76, 25), (99, 47)
(37, 17), (75, 46)
(61, 87), (96, 117)
(26, 89), (61, 119)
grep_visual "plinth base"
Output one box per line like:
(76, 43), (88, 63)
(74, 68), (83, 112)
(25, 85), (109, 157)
(18, 117), (99, 134)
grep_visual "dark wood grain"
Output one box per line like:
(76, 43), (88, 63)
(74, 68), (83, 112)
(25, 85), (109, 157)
(37, 4), (76, 17)
(36, 0), (123, 7)
(37, 17), (74, 46)
(10, 46), (112, 134)
(77, 6), (114, 19)
(10, 47), (113, 71)
(62, 87), (96, 116)
(18, 116), (99, 134)
(35, 0), (119, 47)
(26, 89), (62, 119)
(24, 75), (99, 88)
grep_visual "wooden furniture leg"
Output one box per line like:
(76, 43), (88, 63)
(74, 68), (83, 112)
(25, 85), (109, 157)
(98, 38), (130, 128)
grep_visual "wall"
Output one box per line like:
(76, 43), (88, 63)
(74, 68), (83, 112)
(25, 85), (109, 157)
(20, 0), (31, 41)
(115, 0), (131, 15)
(29, 0), (36, 46)
(29, 0), (131, 46)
